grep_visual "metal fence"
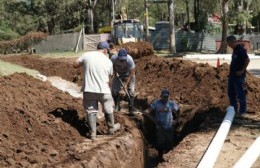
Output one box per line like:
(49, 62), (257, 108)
(151, 28), (260, 53)
(33, 29), (260, 53)
(33, 30), (110, 53)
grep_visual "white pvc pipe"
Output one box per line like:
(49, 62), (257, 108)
(184, 54), (259, 60)
(197, 106), (235, 168)
(233, 136), (260, 168)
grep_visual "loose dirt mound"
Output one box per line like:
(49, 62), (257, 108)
(0, 73), (82, 167)
(121, 41), (154, 59)
(1, 51), (260, 167)
(114, 41), (154, 59)
(0, 55), (80, 83)
(0, 73), (144, 167)
(3, 54), (259, 114)
(135, 55), (260, 114)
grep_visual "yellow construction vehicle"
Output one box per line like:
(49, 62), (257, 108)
(98, 4), (144, 45)
(112, 19), (144, 44)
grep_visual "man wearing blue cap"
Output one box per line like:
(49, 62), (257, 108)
(73, 41), (120, 140)
(226, 35), (250, 117)
(110, 48), (136, 115)
(145, 89), (179, 157)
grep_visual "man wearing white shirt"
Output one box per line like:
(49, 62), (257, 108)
(73, 41), (120, 140)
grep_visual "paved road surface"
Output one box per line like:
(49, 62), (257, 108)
(183, 56), (260, 78)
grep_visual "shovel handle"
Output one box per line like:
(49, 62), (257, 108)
(116, 73), (131, 99)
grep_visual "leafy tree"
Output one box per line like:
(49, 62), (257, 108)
(251, 0), (260, 30)
(228, 0), (254, 34)
(218, 0), (229, 53)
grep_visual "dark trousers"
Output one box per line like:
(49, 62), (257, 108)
(156, 127), (174, 152)
(228, 76), (246, 114)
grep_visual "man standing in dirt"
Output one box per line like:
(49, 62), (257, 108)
(73, 41), (120, 140)
(145, 89), (179, 157)
(111, 48), (136, 115)
(226, 35), (250, 117)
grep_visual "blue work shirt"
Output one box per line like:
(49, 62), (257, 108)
(111, 54), (135, 77)
(229, 44), (249, 77)
(150, 99), (179, 130)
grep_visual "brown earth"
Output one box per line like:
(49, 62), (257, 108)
(0, 41), (260, 167)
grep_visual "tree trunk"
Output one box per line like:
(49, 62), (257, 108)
(85, 0), (97, 34)
(168, 0), (176, 54)
(217, 0), (229, 54)
(86, 8), (94, 34)
(185, 0), (190, 31)
(194, 0), (199, 31)
(47, 17), (55, 35)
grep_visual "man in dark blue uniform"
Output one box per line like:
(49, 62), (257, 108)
(226, 35), (250, 117)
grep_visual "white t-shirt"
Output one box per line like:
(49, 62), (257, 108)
(76, 51), (113, 94)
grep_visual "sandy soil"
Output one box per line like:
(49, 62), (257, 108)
(0, 41), (259, 168)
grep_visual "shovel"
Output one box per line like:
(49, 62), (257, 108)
(115, 72), (140, 114)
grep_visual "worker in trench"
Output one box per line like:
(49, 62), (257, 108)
(110, 48), (136, 115)
(73, 41), (120, 140)
(144, 89), (180, 158)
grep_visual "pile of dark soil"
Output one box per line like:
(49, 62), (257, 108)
(0, 73), (144, 167)
(135, 55), (260, 114)
(1, 42), (260, 167)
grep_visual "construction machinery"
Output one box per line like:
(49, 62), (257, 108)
(112, 19), (144, 44)
(97, 20), (144, 45)
(98, 4), (144, 45)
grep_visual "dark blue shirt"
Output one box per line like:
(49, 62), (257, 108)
(229, 44), (249, 77)
(150, 99), (179, 129)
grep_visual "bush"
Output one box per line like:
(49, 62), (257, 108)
(0, 32), (47, 54)
(0, 25), (19, 40)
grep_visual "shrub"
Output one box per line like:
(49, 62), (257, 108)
(0, 32), (47, 54)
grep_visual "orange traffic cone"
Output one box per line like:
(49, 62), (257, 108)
(216, 57), (220, 68)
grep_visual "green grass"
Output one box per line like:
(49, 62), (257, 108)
(40, 51), (84, 58)
(0, 60), (39, 77)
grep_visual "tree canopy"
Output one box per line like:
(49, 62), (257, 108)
(0, 0), (259, 40)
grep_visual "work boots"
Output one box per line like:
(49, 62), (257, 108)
(128, 96), (135, 115)
(105, 113), (120, 134)
(87, 113), (97, 140)
(112, 94), (121, 112)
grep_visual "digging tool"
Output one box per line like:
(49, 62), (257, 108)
(115, 72), (140, 114)
(115, 72), (131, 100)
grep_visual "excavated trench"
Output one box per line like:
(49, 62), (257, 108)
(1, 53), (260, 167)
(46, 77), (216, 168)
(0, 71), (221, 167)
(0, 56), (232, 168)
(47, 76), (224, 168)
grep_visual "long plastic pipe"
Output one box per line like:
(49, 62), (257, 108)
(233, 136), (260, 168)
(197, 106), (235, 168)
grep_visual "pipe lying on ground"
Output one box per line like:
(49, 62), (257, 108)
(197, 106), (235, 168)
(233, 136), (260, 168)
